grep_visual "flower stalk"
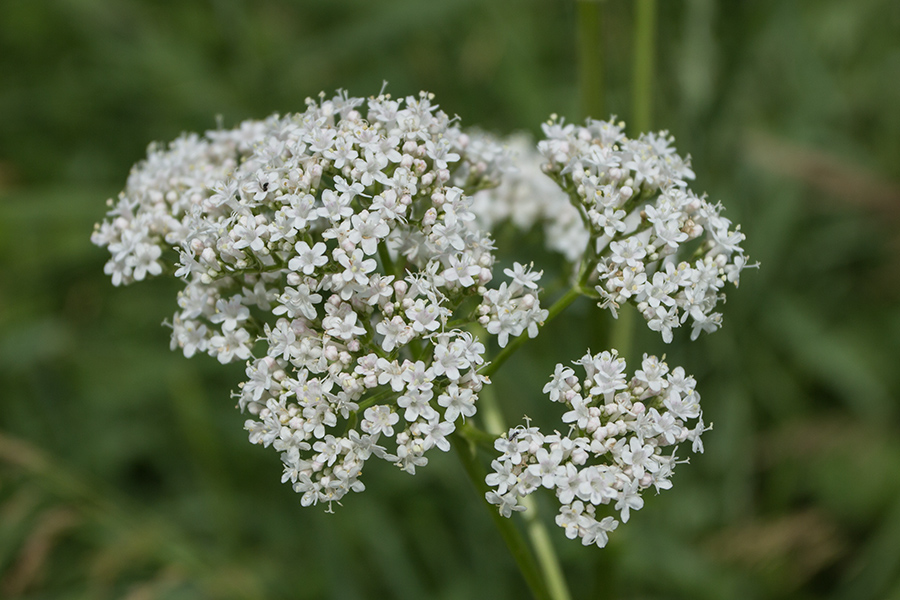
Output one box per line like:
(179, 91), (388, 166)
(482, 287), (581, 378)
(451, 433), (552, 600)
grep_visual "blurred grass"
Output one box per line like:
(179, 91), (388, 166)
(1, 0), (899, 598)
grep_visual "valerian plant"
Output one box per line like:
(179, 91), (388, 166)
(93, 89), (751, 598)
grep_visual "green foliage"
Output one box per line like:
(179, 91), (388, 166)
(1, 1), (898, 598)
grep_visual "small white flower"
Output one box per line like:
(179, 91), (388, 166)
(289, 241), (328, 275)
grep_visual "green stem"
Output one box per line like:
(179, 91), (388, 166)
(356, 388), (399, 412)
(479, 383), (572, 600)
(450, 434), (552, 600)
(482, 287), (581, 378)
(521, 495), (571, 600)
(378, 241), (397, 278)
(632, 0), (656, 133)
(611, 0), (657, 362)
(457, 422), (497, 453)
(578, 0), (605, 119)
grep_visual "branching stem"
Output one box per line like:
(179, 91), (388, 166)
(482, 287), (582, 378)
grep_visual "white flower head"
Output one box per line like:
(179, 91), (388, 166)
(486, 349), (706, 549)
(95, 89), (516, 509)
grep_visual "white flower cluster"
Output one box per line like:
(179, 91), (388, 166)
(486, 350), (707, 548)
(478, 262), (549, 348)
(470, 134), (589, 262)
(93, 90), (549, 509)
(539, 116), (751, 341)
(90, 131), (242, 286)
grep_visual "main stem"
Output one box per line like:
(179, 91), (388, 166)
(451, 434), (552, 600)
(479, 384), (572, 600)
(467, 286), (582, 600)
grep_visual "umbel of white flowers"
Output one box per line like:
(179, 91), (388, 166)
(93, 90), (548, 509)
(93, 89), (749, 545)
(535, 115), (749, 341)
(486, 350), (709, 548)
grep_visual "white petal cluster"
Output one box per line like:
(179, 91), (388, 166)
(469, 134), (589, 262)
(486, 351), (708, 548)
(538, 116), (752, 341)
(478, 262), (548, 348)
(90, 132), (242, 286)
(94, 90), (527, 509)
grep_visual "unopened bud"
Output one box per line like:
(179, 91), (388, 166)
(201, 247), (217, 266)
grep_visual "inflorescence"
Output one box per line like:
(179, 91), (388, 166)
(93, 90), (547, 509)
(538, 116), (751, 341)
(94, 89), (749, 547)
(486, 351), (708, 547)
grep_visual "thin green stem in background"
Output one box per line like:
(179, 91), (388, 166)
(632, 0), (657, 132)
(521, 500), (571, 600)
(610, 0), (657, 360)
(577, 0), (605, 119)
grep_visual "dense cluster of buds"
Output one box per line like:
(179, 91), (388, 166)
(93, 90), (548, 508)
(486, 351), (707, 547)
(539, 116), (751, 341)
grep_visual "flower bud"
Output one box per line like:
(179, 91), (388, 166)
(323, 345), (339, 362)
(201, 247), (217, 266)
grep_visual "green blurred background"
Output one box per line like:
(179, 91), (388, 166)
(1, 0), (899, 598)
